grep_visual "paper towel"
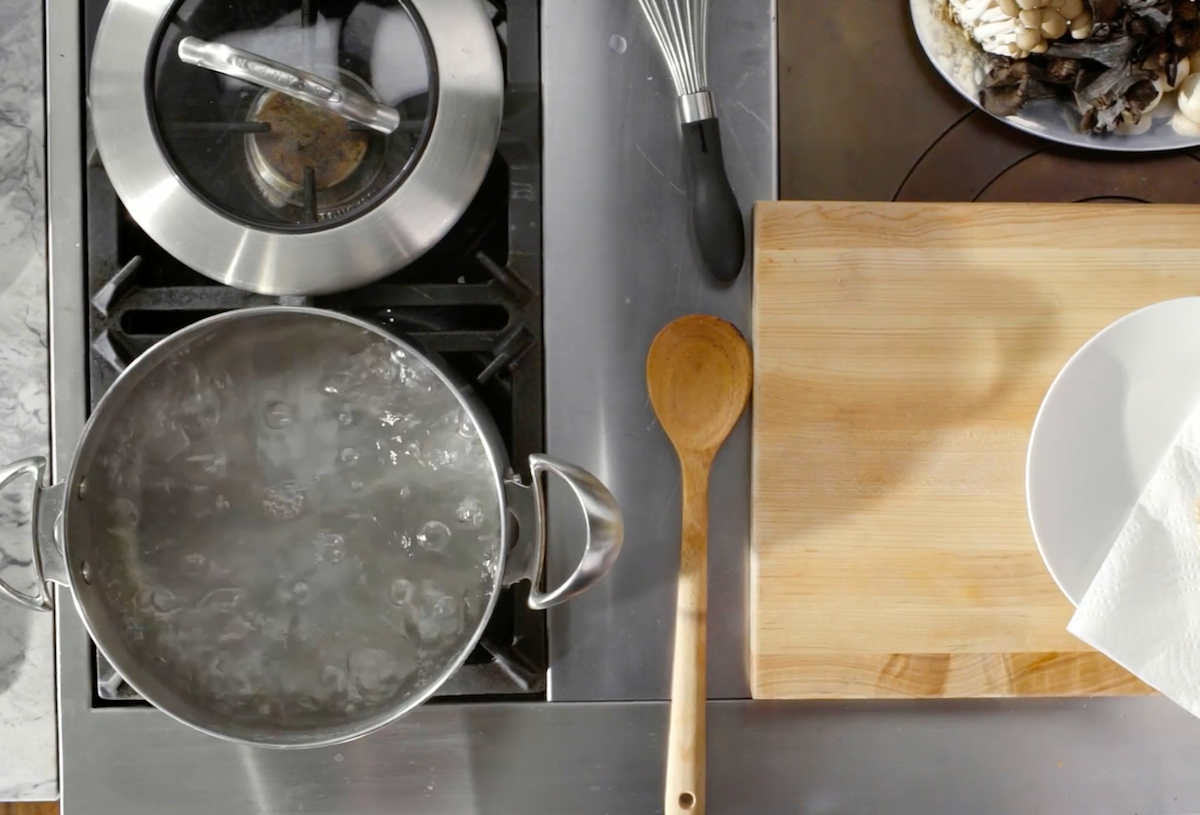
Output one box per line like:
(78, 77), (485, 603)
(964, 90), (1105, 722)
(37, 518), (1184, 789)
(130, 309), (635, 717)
(1068, 407), (1200, 716)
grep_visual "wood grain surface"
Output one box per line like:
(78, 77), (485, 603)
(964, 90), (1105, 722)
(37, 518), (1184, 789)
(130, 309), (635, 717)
(748, 200), (1197, 699)
(0, 803), (58, 815)
(648, 316), (753, 815)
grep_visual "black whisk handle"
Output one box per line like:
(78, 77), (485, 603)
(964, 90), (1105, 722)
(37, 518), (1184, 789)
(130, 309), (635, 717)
(681, 116), (745, 283)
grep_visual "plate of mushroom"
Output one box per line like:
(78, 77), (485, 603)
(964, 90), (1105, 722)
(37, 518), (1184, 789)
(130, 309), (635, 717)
(913, 0), (1200, 150)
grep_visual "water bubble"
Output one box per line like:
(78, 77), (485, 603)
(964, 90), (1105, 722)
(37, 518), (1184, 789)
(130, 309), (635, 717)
(460, 440), (488, 473)
(322, 373), (350, 396)
(262, 616), (289, 641)
(416, 520), (451, 552)
(293, 614), (319, 643)
(434, 595), (457, 618)
(364, 394), (387, 416)
(185, 452), (227, 479)
(337, 407), (355, 426)
(339, 447), (360, 467)
(137, 587), (181, 615)
(151, 588), (180, 614)
(292, 582), (310, 605)
(152, 424), (191, 462)
(196, 588), (244, 609)
(350, 480), (364, 492)
(112, 498), (139, 527)
(181, 552), (207, 577)
(389, 578), (415, 606)
(609, 34), (627, 53)
(263, 401), (293, 429)
(415, 580), (462, 643)
(398, 485), (411, 499)
(397, 363), (434, 393)
(218, 615), (252, 644)
(315, 531), (346, 564)
(427, 448), (455, 470)
(455, 496), (486, 527)
(349, 647), (398, 688)
(215, 494), (230, 512)
(322, 664), (349, 693)
(381, 410), (420, 429)
(261, 482), (306, 520)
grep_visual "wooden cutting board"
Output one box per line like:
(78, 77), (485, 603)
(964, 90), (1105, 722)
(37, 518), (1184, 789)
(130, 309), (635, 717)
(748, 200), (1200, 699)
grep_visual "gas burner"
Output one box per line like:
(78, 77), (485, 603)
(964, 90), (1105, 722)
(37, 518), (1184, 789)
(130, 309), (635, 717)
(244, 73), (386, 220)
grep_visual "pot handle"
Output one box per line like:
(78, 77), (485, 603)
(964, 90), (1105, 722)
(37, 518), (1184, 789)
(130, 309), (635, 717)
(0, 457), (66, 613)
(503, 454), (623, 610)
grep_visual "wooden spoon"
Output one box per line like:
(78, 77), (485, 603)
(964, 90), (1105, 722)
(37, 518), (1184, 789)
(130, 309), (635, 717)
(646, 314), (752, 815)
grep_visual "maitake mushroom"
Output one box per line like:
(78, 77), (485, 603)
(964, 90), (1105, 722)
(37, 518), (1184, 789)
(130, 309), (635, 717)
(950, 0), (1094, 59)
(964, 0), (1200, 135)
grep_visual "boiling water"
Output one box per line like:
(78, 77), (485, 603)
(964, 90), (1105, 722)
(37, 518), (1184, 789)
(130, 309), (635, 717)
(89, 313), (502, 734)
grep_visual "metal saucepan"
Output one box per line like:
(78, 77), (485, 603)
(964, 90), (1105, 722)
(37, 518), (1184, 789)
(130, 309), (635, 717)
(0, 308), (623, 748)
(90, 0), (503, 294)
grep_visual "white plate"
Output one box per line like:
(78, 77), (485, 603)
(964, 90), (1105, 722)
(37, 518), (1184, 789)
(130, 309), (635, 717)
(911, 0), (1200, 153)
(1027, 297), (1200, 606)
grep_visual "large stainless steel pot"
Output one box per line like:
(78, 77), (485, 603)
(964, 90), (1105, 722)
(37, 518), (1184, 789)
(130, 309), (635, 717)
(0, 308), (623, 748)
(90, 0), (503, 294)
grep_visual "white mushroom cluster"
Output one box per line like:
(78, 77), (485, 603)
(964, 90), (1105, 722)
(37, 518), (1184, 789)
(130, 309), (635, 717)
(949, 0), (1093, 59)
(1169, 56), (1200, 135)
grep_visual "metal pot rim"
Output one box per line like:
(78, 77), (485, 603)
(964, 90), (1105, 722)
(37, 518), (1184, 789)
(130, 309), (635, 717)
(89, 0), (503, 295)
(63, 306), (512, 749)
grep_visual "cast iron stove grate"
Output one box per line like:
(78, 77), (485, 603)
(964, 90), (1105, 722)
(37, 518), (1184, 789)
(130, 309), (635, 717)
(82, 0), (546, 704)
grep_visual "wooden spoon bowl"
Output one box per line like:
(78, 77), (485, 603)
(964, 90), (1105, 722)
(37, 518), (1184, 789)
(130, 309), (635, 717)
(648, 316), (753, 457)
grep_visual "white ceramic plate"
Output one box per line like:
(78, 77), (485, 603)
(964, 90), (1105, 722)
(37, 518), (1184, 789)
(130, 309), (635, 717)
(1028, 297), (1200, 606)
(911, 0), (1200, 153)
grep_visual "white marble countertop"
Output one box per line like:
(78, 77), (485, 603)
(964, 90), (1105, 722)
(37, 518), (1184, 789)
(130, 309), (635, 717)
(0, 0), (57, 801)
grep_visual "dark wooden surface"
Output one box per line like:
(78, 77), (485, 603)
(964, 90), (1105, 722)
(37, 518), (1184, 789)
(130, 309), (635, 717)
(0, 803), (57, 815)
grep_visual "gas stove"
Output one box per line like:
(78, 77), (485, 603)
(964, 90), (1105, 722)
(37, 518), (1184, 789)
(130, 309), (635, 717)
(45, 0), (781, 811)
(79, 0), (547, 703)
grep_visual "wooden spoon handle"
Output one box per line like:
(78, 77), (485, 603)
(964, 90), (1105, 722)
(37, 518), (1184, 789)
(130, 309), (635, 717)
(665, 456), (709, 815)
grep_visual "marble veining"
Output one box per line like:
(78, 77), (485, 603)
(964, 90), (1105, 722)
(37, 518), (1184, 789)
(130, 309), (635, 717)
(0, 0), (57, 801)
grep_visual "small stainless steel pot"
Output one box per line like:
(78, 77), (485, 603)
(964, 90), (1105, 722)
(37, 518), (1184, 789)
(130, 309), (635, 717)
(90, 0), (503, 294)
(0, 307), (623, 748)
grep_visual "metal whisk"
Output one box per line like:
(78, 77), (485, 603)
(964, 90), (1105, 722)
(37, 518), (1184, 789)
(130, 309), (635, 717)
(634, 0), (745, 282)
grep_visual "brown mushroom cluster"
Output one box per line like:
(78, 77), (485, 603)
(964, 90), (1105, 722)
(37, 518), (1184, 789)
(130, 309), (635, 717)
(951, 0), (1200, 135)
